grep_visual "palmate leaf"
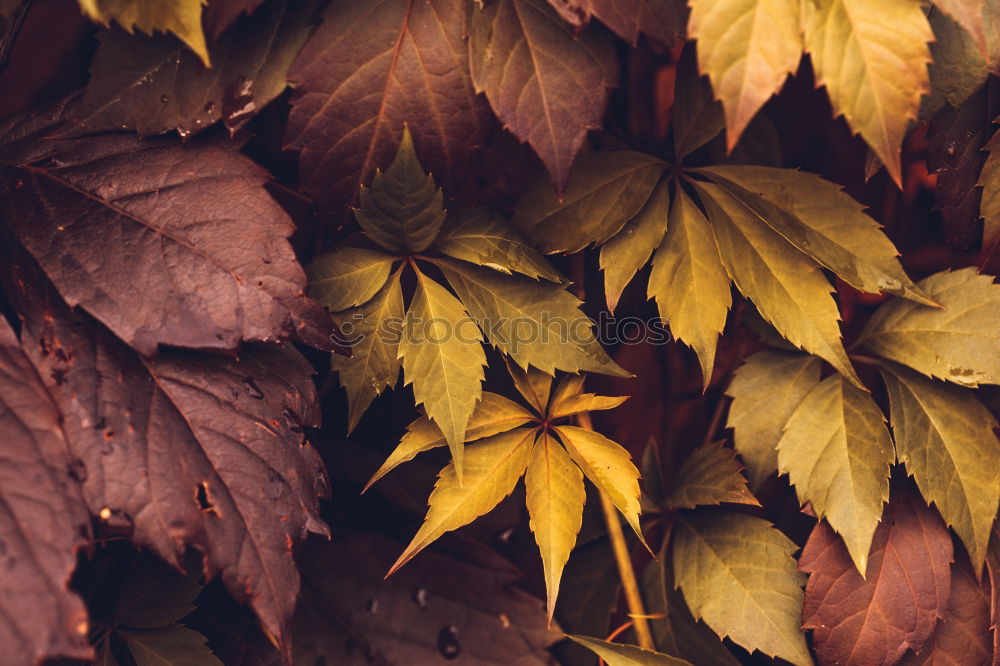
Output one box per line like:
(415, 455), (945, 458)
(777, 374), (893, 575)
(468, 0), (618, 193)
(665, 440), (759, 510)
(672, 510), (812, 666)
(286, 0), (490, 214)
(857, 268), (1000, 387)
(77, 0), (209, 66)
(800, 486), (953, 666)
(803, 0), (932, 185)
(567, 636), (692, 665)
(0, 317), (91, 666)
(687, 0), (802, 151)
(877, 361), (1000, 571)
(306, 247), (396, 312)
(726, 351), (822, 489)
(507, 359), (556, 413)
(544, 0), (687, 45)
(648, 186), (731, 387)
(547, 373), (628, 418)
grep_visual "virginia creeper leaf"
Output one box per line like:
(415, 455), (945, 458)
(921, 7), (991, 120)
(877, 361), (1000, 571)
(525, 429), (586, 619)
(544, 0), (687, 45)
(803, 0), (932, 185)
(980, 122), (1000, 272)
(800, 487), (953, 666)
(858, 268), (1000, 387)
(388, 427), (537, 576)
(672, 45), (725, 161)
(506, 358), (556, 414)
(931, 0), (987, 53)
(119, 627), (222, 666)
(77, 0), (209, 66)
(567, 636), (692, 665)
(649, 186), (732, 387)
(600, 178), (669, 314)
(687, 0), (801, 151)
(547, 373), (628, 419)
(777, 374), (893, 575)
(665, 440), (759, 510)
(468, 0), (619, 193)
(673, 510), (812, 666)
(203, 0), (268, 41)
(286, 0), (490, 214)
(512, 151), (666, 254)
(306, 247), (397, 312)
(726, 350), (823, 489)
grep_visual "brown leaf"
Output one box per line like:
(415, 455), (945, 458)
(544, 0), (686, 45)
(203, 0), (268, 42)
(800, 484), (953, 666)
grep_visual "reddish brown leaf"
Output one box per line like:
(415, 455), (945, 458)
(0, 98), (335, 355)
(800, 485), (953, 666)
(0, 316), (92, 666)
(285, 0), (491, 215)
(545, 0), (686, 45)
(203, 0), (269, 42)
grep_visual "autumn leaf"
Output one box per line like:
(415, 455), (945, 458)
(567, 635), (692, 665)
(931, 0), (987, 53)
(202, 0), (268, 41)
(980, 120), (1000, 272)
(468, 0), (618, 192)
(547, 373), (628, 419)
(544, 0), (687, 45)
(77, 0), (210, 66)
(506, 359), (557, 414)
(800, 486), (953, 666)
(665, 440), (759, 509)
(672, 45), (725, 161)
(307, 247), (396, 312)
(922, 7), (991, 120)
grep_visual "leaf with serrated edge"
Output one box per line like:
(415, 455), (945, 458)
(694, 180), (861, 386)
(77, 0), (209, 66)
(921, 8), (990, 120)
(120, 626), (222, 666)
(673, 45), (725, 162)
(932, 0), (987, 53)
(307, 248), (396, 312)
(505, 358), (555, 414)
(800, 487), (953, 666)
(601, 179), (669, 313)
(388, 427), (537, 576)
(364, 392), (535, 491)
(435, 208), (565, 282)
(666, 440), (759, 509)
(512, 151), (666, 254)
(877, 361), (1000, 570)
(688, 0), (801, 151)
(468, 0), (619, 192)
(803, 0), (932, 185)
(858, 268), (1000, 387)
(673, 511), (812, 666)
(726, 351), (822, 489)
(777, 374), (893, 575)
(649, 187), (731, 387)
(567, 636), (692, 665)
(436, 258), (629, 377)
(399, 272), (486, 481)
(698, 165), (934, 305)
(548, 373), (628, 419)
(554, 425), (645, 545)
(354, 127), (446, 253)
(526, 430), (585, 620)
(330, 271), (405, 433)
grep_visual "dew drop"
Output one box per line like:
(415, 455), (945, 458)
(437, 625), (460, 659)
(412, 587), (428, 610)
(204, 101), (215, 113)
(160, 94), (169, 103)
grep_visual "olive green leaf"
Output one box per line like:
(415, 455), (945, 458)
(388, 427), (537, 576)
(547, 373), (628, 419)
(435, 258), (629, 377)
(697, 165), (934, 305)
(777, 374), (893, 575)
(329, 270), (405, 433)
(512, 151), (666, 254)
(673, 511), (813, 666)
(688, 0), (802, 151)
(665, 440), (759, 510)
(857, 268), (1000, 387)
(355, 126), (446, 253)
(119, 626), (222, 666)
(803, 0), (932, 185)
(649, 187), (732, 388)
(435, 208), (565, 282)
(567, 636), (692, 666)
(505, 359), (555, 414)
(726, 351), (823, 489)
(554, 425), (645, 546)
(526, 429), (586, 620)
(77, 0), (209, 66)
(399, 271), (487, 480)
(921, 7), (991, 120)
(363, 391), (535, 491)
(600, 179), (669, 313)
(672, 45), (725, 162)
(877, 361), (1000, 570)
(694, 180), (861, 387)
(931, 0), (986, 53)
(307, 247), (396, 312)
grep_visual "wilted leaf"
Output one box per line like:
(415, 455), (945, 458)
(77, 0), (209, 66)
(525, 430), (586, 619)
(688, 0), (801, 151)
(544, 0), (686, 45)
(567, 635), (692, 665)
(877, 361), (1000, 571)
(286, 0), (490, 214)
(858, 268), (1000, 387)
(649, 186), (732, 386)
(672, 45), (725, 161)
(803, 0), (933, 185)
(0, 316), (91, 666)
(307, 247), (396, 312)
(120, 626), (222, 666)
(468, 0), (618, 192)
(665, 440), (759, 509)
(800, 486), (953, 666)
(673, 510), (812, 666)
(513, 151), (666, 254)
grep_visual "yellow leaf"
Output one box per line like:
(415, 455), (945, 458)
(307, 247), (396, 312)
(505, 359), (555, 414)
(77, 0), (210, 67)
(567, 636), (692, 665)
(547, 373), (627, 419)
(665, 440), (760, 510)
